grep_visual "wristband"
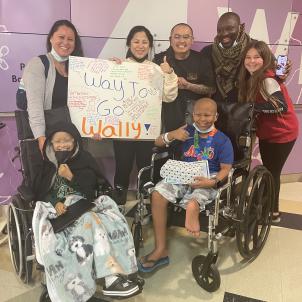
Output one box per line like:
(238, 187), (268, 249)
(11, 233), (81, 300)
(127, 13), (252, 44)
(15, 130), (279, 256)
(162, 132), (174, 147)
(164, 132), (174, 143)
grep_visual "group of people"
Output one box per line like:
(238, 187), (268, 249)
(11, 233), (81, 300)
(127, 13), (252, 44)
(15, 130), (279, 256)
(20, 11), (298, 301)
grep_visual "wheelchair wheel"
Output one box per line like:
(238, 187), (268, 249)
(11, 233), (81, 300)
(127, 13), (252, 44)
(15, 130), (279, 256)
(132, 222), (142, 257)
(236, 166), (274, 260)
(192, 255), (221, 292)
(7, 194), (33, 283)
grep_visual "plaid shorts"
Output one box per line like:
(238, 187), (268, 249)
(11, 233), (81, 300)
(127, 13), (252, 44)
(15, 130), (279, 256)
(154, 180), (217, 211)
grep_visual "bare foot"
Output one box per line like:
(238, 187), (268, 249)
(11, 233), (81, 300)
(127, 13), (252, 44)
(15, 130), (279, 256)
(185, 200), (200, 237)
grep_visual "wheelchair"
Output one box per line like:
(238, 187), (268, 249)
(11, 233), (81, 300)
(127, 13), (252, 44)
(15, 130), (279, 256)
(131, 102), (274, 292)
(6, 110), (134, 301)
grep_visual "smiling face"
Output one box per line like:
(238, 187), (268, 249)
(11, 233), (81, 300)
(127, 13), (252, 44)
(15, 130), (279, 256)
(129, 31), (150, 60)
(51, 131), (75, 151)
(170, 24), (193, 58)
(216, 16), (240, 48)
(50, 25), (75, 57)
(244, 47), (264, 74)
(193, 99), (217, 131)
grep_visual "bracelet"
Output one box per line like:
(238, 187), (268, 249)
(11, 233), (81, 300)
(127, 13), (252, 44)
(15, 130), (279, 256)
(162, 132), (174, 147)
(162, 133), (169, 146)
(164, 132), (174, 143)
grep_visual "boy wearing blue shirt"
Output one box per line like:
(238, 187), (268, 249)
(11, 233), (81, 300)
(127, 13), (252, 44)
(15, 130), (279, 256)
(138, 98), (233, 273)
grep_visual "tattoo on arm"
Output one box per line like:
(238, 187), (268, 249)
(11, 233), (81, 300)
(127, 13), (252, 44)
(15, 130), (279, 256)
(188, 83), (216, 96)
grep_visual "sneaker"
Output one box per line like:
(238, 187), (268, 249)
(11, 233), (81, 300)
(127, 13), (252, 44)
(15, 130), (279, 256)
(127, 273), (145, 289)
(272, 213), (281, 223)
(102, 276), (140, 298)
(112, 185), (128, 206)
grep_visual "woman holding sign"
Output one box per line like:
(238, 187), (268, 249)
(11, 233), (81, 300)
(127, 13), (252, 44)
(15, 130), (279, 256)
(21, 19), (83, 152)
(112, 25), (178, 205)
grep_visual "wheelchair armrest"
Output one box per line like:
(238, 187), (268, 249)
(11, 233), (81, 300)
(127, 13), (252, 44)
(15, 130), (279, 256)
(152, 146), (169, 153)
(215, 167), (236, 196)
(232, 158), (250, 170)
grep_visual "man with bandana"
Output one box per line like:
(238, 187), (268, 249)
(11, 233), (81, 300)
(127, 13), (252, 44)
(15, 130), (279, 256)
(201, 12), (290, 105)
(201, 12), (251, 105)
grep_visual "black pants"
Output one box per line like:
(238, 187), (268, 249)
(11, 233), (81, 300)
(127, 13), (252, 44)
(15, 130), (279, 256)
(113, 140), (154, 189)
(259, 139), (296, 213)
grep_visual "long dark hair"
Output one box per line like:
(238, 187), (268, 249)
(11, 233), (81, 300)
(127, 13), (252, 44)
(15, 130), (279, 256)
(46, 19), (83, 57)
(238, 40), (275, 103)
(126, 25), (153, 62)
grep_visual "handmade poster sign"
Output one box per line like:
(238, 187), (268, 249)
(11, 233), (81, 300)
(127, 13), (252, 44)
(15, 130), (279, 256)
(160, 159), (210, 184)
(68, 56), (164, 140)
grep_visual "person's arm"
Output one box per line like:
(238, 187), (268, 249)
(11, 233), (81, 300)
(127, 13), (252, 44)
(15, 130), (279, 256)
(23, 57), (48, 141)
(159, 56), (178, 103)
(190, 163), (232, 189)
(178, 77), (215, 95)
(155, 124), (189, 147)
(256, 78), (288, 114)
(162, 71), (178, 102)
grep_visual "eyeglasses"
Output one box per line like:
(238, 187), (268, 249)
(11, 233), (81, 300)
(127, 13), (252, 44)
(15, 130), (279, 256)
(172, 34), (193, 41)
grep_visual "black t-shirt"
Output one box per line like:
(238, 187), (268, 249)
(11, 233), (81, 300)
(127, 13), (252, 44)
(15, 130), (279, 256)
(52, 71), (68, 109)
(154, 49), (215, 131)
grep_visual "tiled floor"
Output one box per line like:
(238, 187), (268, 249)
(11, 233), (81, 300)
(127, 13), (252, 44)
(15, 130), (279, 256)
(0, 182), (302, 302)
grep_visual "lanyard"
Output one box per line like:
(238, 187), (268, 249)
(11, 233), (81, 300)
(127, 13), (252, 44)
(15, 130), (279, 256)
(193, 128), (217, 160)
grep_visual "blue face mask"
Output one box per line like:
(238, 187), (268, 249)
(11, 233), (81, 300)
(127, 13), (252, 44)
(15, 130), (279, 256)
(193, 123), (215, 134)
(51, 47), (69, 62)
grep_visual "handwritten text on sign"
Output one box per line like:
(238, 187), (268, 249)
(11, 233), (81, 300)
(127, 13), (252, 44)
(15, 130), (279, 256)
(68, 56), (164, 139)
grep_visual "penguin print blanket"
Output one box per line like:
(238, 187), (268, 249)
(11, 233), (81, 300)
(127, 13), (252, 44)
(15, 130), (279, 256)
(32, 195), (137, 302)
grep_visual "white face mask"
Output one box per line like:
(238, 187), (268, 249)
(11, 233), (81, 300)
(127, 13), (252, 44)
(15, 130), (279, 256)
(51, 47), (69, 62)
(193, 123), (215, 134)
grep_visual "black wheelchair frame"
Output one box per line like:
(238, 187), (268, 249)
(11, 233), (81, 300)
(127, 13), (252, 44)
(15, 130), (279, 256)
(131, 103), (275, 292)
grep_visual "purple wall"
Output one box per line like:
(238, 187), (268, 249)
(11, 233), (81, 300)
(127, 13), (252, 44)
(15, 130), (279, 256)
(0, 0), (301, 198)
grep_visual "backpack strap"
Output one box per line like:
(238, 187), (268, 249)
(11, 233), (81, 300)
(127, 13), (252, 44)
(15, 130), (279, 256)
(38, 54), (50, 78)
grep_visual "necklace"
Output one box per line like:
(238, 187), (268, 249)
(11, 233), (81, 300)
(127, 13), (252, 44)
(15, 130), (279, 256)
(193, 128), (217, 160)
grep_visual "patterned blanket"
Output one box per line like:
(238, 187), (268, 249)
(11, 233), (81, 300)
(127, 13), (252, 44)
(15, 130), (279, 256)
(32, 195), (137, 302)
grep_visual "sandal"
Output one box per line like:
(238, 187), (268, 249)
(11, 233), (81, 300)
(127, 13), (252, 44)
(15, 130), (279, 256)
(138, 255), (169, 273)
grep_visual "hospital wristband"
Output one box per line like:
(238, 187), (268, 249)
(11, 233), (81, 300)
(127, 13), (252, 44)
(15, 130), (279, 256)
(162, 132), (174, 146)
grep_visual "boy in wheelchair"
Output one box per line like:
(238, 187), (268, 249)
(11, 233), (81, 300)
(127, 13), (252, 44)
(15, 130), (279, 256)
(138, 98), (233, 273)
(32, 121), (142, 301)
